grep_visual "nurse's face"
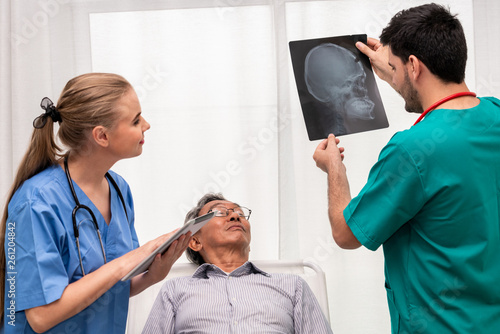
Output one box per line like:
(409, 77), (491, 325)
(107, 88), (151, 159)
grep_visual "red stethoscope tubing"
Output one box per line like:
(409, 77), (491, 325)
(413, 91), (477, 126)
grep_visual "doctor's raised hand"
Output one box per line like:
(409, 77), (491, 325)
(355, 37), (394, 88)
(0, 73), (190, 333)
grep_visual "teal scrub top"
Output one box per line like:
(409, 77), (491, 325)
(344, 97), (500, 333)
(2, 165), (139, 333)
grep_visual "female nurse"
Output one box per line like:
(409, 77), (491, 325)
(0, 73), (190, 333)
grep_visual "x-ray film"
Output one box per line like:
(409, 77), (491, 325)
(289, 34), (389, 140)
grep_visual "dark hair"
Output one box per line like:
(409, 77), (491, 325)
(380, 3), (467, 84)
(184, 193), (227, 266)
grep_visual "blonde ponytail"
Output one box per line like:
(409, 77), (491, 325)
(0, 73), (132, 322)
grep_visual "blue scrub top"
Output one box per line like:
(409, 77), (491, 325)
(2, 165), (139, 333)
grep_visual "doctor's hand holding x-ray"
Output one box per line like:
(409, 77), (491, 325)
(0, 73), (190, 333)
(355, 37), (393, 89)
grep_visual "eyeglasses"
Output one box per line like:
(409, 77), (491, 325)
(208, 206), (252, 220)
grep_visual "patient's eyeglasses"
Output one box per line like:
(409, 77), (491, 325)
(209, 206), (252, 220)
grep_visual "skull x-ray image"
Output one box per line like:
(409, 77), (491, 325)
(289, 34), (389, 140)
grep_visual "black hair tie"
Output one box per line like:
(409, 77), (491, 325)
(33, 97), (62, 129)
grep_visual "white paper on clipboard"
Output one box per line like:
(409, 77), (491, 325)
(121, 211), (216, 281)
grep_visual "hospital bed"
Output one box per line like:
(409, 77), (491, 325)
(125, 259), (330, 333)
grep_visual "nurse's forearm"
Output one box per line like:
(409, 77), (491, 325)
(25, 257), (128, 333)
(327, 167), (361, 249)
(25, 235), (170, 333)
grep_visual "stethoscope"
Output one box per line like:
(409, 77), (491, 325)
(413, 91), (476, 125)
(64, 155), (128, 276)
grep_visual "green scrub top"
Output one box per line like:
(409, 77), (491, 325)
(344, 97), (500, 333)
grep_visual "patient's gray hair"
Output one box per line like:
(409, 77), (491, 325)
(185, 193), (227, 266)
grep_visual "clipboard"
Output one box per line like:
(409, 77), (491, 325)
(121, 211), (216, 281)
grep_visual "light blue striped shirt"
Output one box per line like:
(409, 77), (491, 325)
(142, 261), (332, 333)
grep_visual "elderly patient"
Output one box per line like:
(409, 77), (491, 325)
(142, 193), (332, 333)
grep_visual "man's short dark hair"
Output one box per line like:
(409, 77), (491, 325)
(380, 3), (467, 84)
(184, 193), (227, 266)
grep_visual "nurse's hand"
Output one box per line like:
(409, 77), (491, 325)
(129, 231), (191, 296)
(145, 231), (192, 283)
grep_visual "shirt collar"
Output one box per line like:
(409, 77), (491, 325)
(192, 261), (271, 279)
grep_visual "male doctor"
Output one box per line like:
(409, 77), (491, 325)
(313, 3), (500, 333)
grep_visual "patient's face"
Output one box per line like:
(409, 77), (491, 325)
(194, 200), (251, 252)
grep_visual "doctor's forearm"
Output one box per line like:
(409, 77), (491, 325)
(327, 169), (361, 249)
